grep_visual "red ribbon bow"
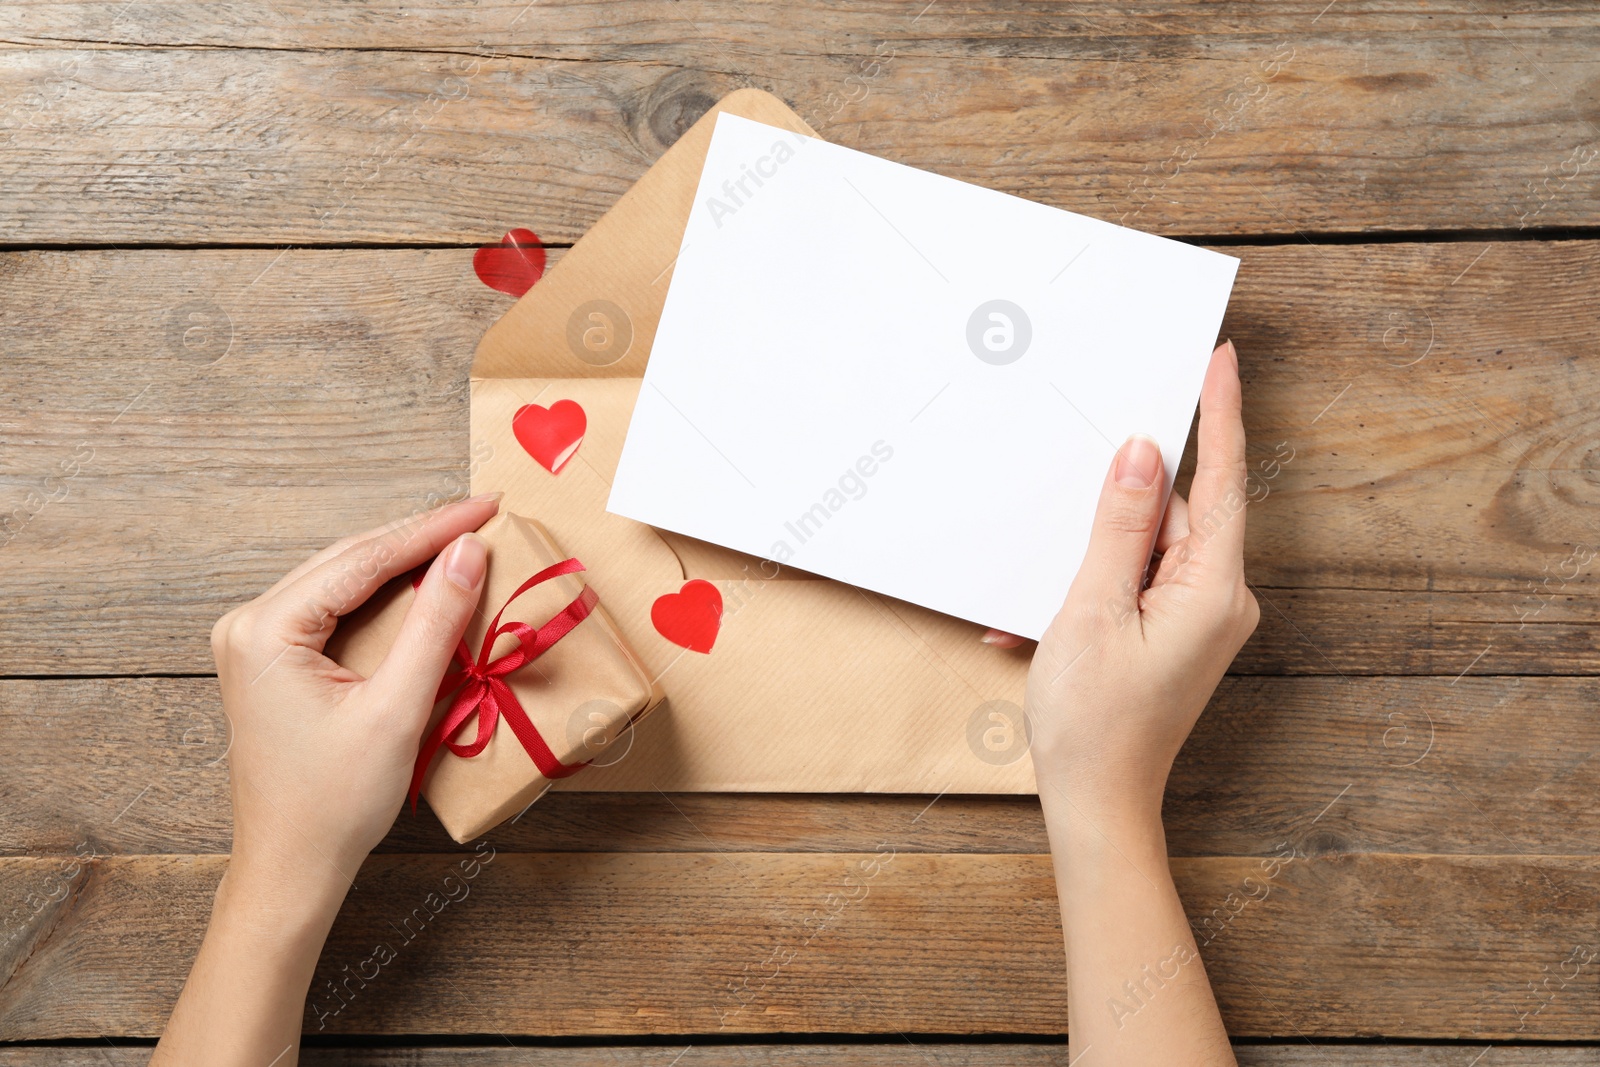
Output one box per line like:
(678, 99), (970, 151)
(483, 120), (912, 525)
(408, 557), (600, 811)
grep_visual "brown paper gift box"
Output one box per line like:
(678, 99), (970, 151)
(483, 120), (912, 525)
(470, 89), (1037, 796)
(326, 512), (663, 842)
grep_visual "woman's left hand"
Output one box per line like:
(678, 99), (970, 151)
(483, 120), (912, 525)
(213, 493), (501, 891)
(154, 493), (503, 1067)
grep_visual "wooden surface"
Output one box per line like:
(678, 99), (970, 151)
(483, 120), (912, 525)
(6, 851), (1600, 1040)
(7, 243), (1600, 676)
(10, 1048), (1600, 1067)
(4, 4), (1600, 240)
(3, 0), (1599, 1060)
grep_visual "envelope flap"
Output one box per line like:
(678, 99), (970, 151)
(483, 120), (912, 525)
(472, 88), (818, 380)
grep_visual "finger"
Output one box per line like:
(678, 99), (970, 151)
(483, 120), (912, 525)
(1184, 341), (1249, 570)
(259, 498), (499, 643)
(368, 533), (487, 713)
(261, 493), (502, 600)
(980, 628), (1027, 649)
(1065, 433), (1167, 611)
(1154, 492), (1189, 556)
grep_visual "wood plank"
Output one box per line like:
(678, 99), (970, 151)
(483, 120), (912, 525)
(11, 0), (1600, 54)
(2, 853), (1598, 1040)
(3, 8), (1599, 241)
(4, 243), (1598, 675)
(9, 1044), (1600, 1066)
(1234, 587), (1600, 676)
(4, 675), (1596, 860)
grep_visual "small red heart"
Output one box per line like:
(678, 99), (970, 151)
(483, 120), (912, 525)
(651, 580), (723, 654)
(474, 228), (547, 297)
(513, 399), (586, 474)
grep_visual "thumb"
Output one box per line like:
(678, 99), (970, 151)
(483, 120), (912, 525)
(368, 533), (487, 718)
(1066, 434), (1167, 614)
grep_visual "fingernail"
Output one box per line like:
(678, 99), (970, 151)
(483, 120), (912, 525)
(443, 534), (487, 591)
(1222, 339), (1238, 366)
(464, 491), (503, 506)
(1114, 434), (1160, 489)
(980, 628), (1006, 645)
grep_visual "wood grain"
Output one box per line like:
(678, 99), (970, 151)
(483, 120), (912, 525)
(11, 0), (1600, 54)
(4, 675), (1596, 860)
(2, 6), (1599, 241)
(11, 1046), (1600, 1067)
(3, 244), (1597, 675)
(4, 1), (1596, 1059)
(2, 852), (1597, 1040)
(6, 1045), (1600, 1066)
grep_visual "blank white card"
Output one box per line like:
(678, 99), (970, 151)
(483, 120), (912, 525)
(608, 113), (1239, 640)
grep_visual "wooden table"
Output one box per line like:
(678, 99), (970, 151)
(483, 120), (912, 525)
(4, 3), (1599, 1063)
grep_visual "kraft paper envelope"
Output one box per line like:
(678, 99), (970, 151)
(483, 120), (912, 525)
(473, 89), (1039, 794)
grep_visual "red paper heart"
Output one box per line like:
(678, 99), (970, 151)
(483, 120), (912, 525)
(512, 399), (586, 474)
(473, 228), (547, 297)
(652, 580), (723, 654)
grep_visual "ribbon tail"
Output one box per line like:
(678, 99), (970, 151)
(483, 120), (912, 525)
(408, 680), (492, 812)
(488, 678), (590, 780)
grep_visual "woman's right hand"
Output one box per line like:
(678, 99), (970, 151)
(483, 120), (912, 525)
(1027, 340), (1254, 1067)
(1026, 340), (1259, 821)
